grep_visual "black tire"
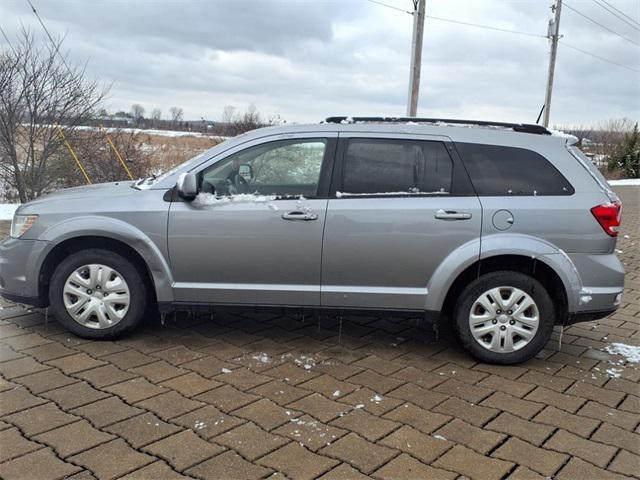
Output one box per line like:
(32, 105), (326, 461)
(453, 271), (555, 364)
(49, 248), (148, 339)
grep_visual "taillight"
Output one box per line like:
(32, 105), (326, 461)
(591, 201), (622, 237)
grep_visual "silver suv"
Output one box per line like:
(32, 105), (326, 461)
(0, 117), (624, 364)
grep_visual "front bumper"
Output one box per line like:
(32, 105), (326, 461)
(0, 237), (49, 307)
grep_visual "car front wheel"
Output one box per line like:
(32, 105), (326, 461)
(49, 248), (148, 339)
(454, 271), (555, 364)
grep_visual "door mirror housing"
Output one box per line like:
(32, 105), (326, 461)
(176, 172), (198, 201)
(238, 164), (253, 181)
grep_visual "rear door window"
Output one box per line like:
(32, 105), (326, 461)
(456, 143), (574, 196)
(340, 139), (453, 195)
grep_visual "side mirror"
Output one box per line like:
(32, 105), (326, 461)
(239, 164), (253, 181)
(176, 172), (198, 201)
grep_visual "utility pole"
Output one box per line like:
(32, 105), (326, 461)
(543, 0), (563, 127)
(406, 0), (426, 117)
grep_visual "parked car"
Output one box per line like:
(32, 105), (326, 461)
(0, 117), (624, 364)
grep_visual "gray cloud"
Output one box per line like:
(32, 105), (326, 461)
(1, 0), (638, 125)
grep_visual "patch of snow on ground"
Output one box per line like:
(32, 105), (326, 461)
(605, 343), (640, 363)
(605, 368), (623, 378)
(608, 179), (640, 186)
(0, 204), (19, 220)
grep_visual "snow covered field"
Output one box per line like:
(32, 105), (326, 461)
(608, 178), (640, 186)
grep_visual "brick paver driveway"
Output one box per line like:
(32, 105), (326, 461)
(0, 186), (638, 480)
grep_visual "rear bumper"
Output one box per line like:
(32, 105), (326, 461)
(0, 237), (49, 307)
(568, 252), (624, 313)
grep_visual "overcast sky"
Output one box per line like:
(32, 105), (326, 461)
(1, 0), (638, 126)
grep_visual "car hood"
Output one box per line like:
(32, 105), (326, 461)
(19, 181), (137, 209)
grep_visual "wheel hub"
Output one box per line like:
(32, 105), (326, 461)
(468, 286), (540, 353)
(62, 264), (130, 330)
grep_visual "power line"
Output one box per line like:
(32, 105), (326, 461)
(425, 14), (546, 38)
(365, 0), (412, 15)
(563, 2), (639, 46)
(25, 0), (74, 73)
(560, 40), (640, 72)
(598, 0), (640, 26)
(592, 0), (640, 31)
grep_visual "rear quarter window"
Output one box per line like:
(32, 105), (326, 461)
(456, 142), (574, 196)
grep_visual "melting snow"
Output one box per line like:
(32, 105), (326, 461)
(604, 343), (640, 363)
(336, 190), (448, 197)
(605, 368), (623, 378)
(221, 368), (232, 373)
(193, 192), (277, 208)
(433, 434), (447, 441)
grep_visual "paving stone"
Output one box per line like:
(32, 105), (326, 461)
(120, 461), (190, 480)
(22, 342), (76, 361)
(34, 420), (114, 457)
(319, 432), (398, 474)
(577, 400), (640, 429)
(383, 402), (451, 434)
(311, 359), (365, 380)
(434, 397), (499, 427)
(524, 386), (586, 413)
(161, 372), (221, 397)
(40, 381), (110, 409)
(545, 428), (617, 468)
(477, 374), (536, 398)
(297, 374), (358, 399)
(173, 405), (245, 439)
(608, 449), (640, 478)
(287, 393), (350, 423)
(0, 386), (47, 416)
(104, 377), (167, 403)
(135, 390), (204, 421)
(391, 365), (447, 389)
(555, 457), (628, 480)
(4, 402), (78, 436)
(128, 360), (187, 383)
(194, 384), (260, 412)
(69, 439), (155, 480)
(0, 427), (41, 462)
(380, 424), (452, 462)
(330, 408), (399, 442)
(435, 418), (506, 454)
(263, 362), (320, 385)
(258, 442), (339, 480)
(214, 367), (272, 390)
(75, 341), (129, 358)
(15, 368), (78, 394)
(432, 363), (488, 383)
(317, 463), (370, 480)
(337, 387), (403, 416)
(182, 356), (237, 378)
(46, 353), (106, 374)
(151, 346), (206, 365)
(0, 356), (51, 379)
(434, 444), (513, 480)
(591, 422), (640, 455)
(346, 369), (404, 393)
(70, 396), (143, 428)
(374, 453), (458, 480)
(104, 412), (181, 448)
(619, 394), (640, 414)
(485, 412), (554, 446)
(249, 379), (309, 406)
(517, 370), (575, 392)
(234, 398), (295, 431)
(532, 405), (599, 437)
(1, 333), (52, 350)
(481, 391), (544, 419)
(273, 414), (347, 451)
(101, 349), (155, 369)
(215, 422), (287, 460)
(492, 437), (568, 477)
(565, 381), (625, 407)
(387, 382), (448, 410)
(433, 377), (493, 403)
(0, 448), (81, 480)
(144, 430), (224, 470)
(72, 364), (137, 387)
(507, 465), (548, 480)
(0, 345), (23, 362)
(186, 450), (271, 480)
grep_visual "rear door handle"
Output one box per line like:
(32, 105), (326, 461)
(435, 209), (472, 220)
(282, 211), (318, 221)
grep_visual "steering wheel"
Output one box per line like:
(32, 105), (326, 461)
(233, 174), (250, 194)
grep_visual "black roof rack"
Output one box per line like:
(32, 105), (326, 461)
(324, 116), (551, 135)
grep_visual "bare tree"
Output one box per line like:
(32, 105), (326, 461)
(131, 103), (145, 125)
(0, 29), (108, 202)
(220, 104), (264, 136)
(169, 106), (183, 125)
(150, 108), (162, 128)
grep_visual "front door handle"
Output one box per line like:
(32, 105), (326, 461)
(282, 211), (318, 221)
(435, 209), (472, 220)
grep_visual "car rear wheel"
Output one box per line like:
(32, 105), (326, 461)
(49, 249), (147, 339)
(454, 271), (555, 364)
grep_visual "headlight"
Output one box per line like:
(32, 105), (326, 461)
(10, 214), (38, 238)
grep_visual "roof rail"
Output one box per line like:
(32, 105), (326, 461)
(324, 116), (551, 135)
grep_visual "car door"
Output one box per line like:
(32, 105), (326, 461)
(167, 133), (337, 306)
(321, 133), (481, 310)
